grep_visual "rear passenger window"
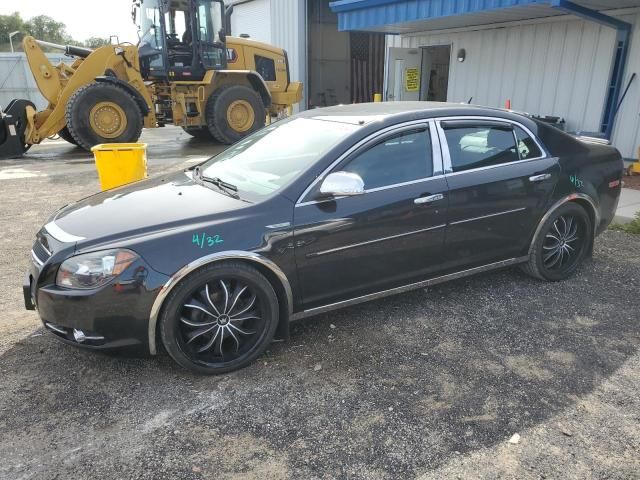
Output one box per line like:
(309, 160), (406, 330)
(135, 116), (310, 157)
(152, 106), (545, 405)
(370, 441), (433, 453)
(342, 129), (432, 190)
(443, 125), (518, 172)
(514, 126), (543, 160)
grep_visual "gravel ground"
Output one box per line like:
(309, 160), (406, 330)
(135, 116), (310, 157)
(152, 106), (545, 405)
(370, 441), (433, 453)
(1, 131), (639, 479)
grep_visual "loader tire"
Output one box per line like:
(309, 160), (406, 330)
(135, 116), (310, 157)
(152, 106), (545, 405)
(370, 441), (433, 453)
(65, 82), (143, 151)
(206, 85), (265, 144)
(57, 126), (78, 146)
(182, 126), (214, 141)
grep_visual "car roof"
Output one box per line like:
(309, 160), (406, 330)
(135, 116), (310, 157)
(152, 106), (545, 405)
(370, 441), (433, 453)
(297, 101), (532, 127)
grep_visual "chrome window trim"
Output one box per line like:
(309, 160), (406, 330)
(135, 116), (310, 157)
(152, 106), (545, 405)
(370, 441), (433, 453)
(297, 174), (447, 207)
(296, 119), (440, 206)
(434, 115), (548, 175)
(44, 221), (85, 243)
(290, 256), (529, 321)
(147, 250), (294, 355)
(306, 224), (446, 258)
(449, 207), (527, 226)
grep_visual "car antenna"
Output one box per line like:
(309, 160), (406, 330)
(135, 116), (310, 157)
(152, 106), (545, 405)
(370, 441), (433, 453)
(467, 96), (473, 104)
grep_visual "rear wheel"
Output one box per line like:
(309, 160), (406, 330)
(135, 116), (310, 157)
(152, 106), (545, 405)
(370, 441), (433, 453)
(523, 203), (591, 281)
(206, 85), (265, 144)
(181, 126), (214, 140)
(159, 262), (279, 374)
(57, 126), (78, 145)
(65, 83), (143, 151)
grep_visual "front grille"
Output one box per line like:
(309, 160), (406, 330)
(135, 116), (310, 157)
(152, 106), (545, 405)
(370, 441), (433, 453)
(32, 238), (51, 266)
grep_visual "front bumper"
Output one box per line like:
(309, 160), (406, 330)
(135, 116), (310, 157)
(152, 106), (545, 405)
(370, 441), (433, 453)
(26, 255), (170, 352)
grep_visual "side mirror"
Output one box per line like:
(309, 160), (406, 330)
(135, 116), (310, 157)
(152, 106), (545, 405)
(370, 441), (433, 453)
(218, 29), (226, 44)
(319, 171), (365, 197)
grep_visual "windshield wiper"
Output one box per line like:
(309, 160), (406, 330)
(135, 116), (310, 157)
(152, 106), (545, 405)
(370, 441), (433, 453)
(193, 166), (239, 198)
(203, 176), (238, 193)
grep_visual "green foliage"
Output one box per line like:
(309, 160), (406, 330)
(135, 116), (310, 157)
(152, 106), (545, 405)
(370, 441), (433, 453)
(83, 37), (110, 49)
(609, 212), (640, 234)
(24, 15), (72, 45)
(0, 11), (25, 50)
(0, 11), (99, 52)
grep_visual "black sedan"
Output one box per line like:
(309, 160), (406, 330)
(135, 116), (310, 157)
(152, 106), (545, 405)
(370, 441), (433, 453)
(25, 102), (624, 374)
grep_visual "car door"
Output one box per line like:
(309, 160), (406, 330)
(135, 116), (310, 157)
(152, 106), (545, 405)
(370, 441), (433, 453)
(436, 118), (559, 269)
(293, 122), (448, 309)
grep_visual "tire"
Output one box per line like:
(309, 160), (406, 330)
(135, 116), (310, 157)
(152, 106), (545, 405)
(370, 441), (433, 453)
(65, 82), (143, 151)
(57, 126), (78, 145)
(206, 85), (266, 144)
(159, 262), (279, 374)
(523, 202), (592, 282)
(181, 126), (214, 141)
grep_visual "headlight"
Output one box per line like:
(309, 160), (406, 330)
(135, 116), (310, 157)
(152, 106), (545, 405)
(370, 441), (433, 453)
(56, 249), (138, 289)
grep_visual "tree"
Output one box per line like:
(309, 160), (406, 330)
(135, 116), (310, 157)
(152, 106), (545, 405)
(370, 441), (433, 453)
(0, 12), (25, 51)
(84, 37), (110, 49)
(24, 15), (72, 45)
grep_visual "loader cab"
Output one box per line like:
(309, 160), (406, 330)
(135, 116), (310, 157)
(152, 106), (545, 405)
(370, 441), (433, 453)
(134, 0), (226, 81)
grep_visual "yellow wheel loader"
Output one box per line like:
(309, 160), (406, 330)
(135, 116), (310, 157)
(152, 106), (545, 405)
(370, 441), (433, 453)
(0, 0), (302, 158)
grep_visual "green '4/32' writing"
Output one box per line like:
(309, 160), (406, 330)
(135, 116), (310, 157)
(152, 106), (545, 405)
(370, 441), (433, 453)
(192, 232), (224, 249)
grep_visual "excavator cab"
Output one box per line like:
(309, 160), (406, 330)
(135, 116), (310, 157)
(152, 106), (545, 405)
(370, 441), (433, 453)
(134, 0), (226, 81)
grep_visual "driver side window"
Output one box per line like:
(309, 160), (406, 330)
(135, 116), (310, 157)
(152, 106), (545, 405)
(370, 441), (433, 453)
(340, 128), (433, 191)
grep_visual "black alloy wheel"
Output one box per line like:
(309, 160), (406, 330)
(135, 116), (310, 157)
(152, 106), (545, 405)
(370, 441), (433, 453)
(160, 262), (279, 374)
(524, 202), (591, 281)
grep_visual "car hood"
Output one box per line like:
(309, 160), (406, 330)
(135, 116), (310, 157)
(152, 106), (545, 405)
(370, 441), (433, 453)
(51, 171), (251, 246)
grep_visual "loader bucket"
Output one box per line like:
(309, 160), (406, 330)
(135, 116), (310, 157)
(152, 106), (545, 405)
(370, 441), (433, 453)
(0, 99), (35, 159)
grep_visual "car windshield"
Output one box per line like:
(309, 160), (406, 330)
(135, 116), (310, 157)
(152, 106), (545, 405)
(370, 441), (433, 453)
(197, 118), (358, 201)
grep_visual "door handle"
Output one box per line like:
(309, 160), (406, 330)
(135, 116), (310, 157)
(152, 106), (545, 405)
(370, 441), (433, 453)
(529, 173), (551, 183)
(415, 193), (444, 205)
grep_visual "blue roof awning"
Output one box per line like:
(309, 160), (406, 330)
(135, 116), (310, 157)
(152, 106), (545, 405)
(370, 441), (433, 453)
(328, 0), (640, 33)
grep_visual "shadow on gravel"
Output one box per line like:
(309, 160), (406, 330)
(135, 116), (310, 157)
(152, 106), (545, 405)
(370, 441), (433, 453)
(1, 238), (639, 479)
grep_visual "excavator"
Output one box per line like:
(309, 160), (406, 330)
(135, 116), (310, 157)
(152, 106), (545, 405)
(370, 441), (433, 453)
(0, 0), (303, 158)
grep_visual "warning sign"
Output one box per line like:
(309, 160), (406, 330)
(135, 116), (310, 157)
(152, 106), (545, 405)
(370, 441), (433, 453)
(405, 67), (420, 92)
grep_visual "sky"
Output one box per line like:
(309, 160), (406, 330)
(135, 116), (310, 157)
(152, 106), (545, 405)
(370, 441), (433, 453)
(1, 0), (139, 44)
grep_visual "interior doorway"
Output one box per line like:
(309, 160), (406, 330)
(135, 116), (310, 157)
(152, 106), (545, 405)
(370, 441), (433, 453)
(420, 45), (451, 101)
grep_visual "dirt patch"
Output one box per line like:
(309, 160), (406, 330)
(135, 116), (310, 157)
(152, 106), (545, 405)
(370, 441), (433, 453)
(623, 173), (640, 190)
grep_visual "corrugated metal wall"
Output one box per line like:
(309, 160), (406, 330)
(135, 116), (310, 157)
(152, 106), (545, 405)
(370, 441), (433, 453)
(612, 12), (640, 160)
(388, 11), (640, 158)
(0, 53), (70, 110)
(232, 0), (307, 110)
(270, 0), (307, 110)
(231, 0), (272, 43)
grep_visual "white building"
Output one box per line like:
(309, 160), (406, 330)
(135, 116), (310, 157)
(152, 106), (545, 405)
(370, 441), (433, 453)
(230, 0), (640, 159)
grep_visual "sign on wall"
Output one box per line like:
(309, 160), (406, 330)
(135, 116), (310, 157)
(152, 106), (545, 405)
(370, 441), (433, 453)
(404, 67), (420, 92)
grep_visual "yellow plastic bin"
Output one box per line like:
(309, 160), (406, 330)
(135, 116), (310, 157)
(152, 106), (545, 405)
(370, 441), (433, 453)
(91, 143), (148, 191)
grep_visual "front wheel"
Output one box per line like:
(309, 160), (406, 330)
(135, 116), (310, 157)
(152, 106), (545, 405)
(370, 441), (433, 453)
(206, 85), (266, 144)
(65, 82), (143, 151)
(181, 126), (214, 141)
(523, 202), (592, 281)
(57, 126), (78, 145)
(159, 262), (279, 374)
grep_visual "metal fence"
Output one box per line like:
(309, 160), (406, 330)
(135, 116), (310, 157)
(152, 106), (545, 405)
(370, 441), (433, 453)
(0, 53), (71, 110)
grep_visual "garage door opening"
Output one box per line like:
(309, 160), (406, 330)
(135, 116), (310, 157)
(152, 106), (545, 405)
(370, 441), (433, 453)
(307, 0), (385, 107)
